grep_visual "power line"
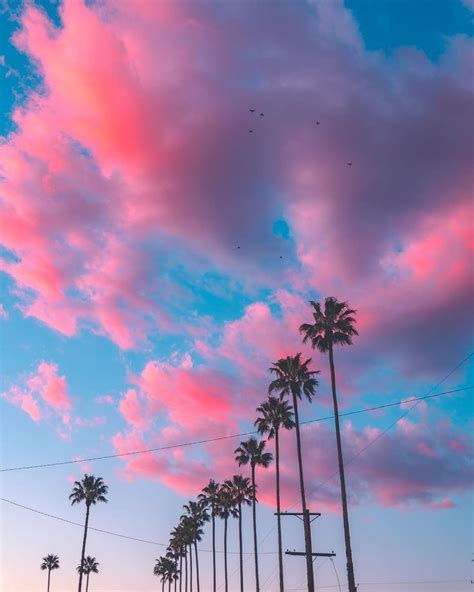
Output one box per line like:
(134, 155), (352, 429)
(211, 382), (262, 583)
(306, 353), (473, 499)
(1, 385), (471, 473)
(0, 496), (277, 555)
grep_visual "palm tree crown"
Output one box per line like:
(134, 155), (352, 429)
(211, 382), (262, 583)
(69, 474), (108, 507)
(222, 475), (253, 507)
(299, 297), (358, 351)
(198, 479), (220, 514)
(255, 396), (295, 438)
(41, 554), (60, 571)
(76, 556), (99, 575)
(234, 436), (273, 472)
(268, 353), (319, 401)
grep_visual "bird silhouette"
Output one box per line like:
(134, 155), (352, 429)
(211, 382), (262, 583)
(279, 255), (283, 259)
(249, 129), (254, 133)
(316, 121), (320, 125)
(237, 246), (241, 249)
(260, 113), (264, 116)
(347, 162), (352, 166)
(249, 109), (255, 113)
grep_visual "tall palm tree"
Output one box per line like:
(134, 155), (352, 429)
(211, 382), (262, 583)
(40, 554), (60, 592)
(222, 475), (252, 592)
(217, 486), (239, 592)
(154, 557), (167, 592)
(269, 354), (319, 592)
(76, 556), (99, 592)
(234, 437), (273, 592)
(255, 396), (295, 592)
(182, 500), (209, 592)
(198, 479), (220, 592)
(69, 474), (108, 592)
(169, 526), (185, 592)
(300, 297), (358, 592)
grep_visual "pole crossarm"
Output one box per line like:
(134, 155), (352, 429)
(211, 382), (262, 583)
(275, 511), (321, 522)
(285, 550), (336, 558)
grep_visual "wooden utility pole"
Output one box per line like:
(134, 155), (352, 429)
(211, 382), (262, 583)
(275, 510), (335, 588)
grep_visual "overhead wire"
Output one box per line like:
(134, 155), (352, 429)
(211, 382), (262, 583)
(1, 385), (471, 473)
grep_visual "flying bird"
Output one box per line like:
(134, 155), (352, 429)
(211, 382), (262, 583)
(249, 129), (254, 133)
(347, 162), (352, 166)
(260, 112), (264, 116)
(249, 109), (255, 113)
(316, 121), (320, 125)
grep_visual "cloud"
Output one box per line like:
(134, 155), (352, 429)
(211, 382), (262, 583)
(2, 361), (72, 425)
(0, 304), (8, 320)
(112, 356), (473, 510)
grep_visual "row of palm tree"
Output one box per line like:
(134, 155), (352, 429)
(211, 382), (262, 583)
(49, 296), (356, 592)
(40, 554), (99, 592)
(154, 296), (358, 592)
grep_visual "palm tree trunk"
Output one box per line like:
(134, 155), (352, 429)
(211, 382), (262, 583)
(251, 464), (260, 592)
(47, 568), (51, 592)
(169, 579), (171, 592)
(162, 579), (165, 592)
(86, 572), (90, 592)
(224, 516), (228, 592)
(238, 501), (243, 592)
(292, 392), (314, 592)
(179, 554), (183, 592)
(329, 345), (357, 592)
(194, 541), (200, 592)
(78, 503), (91, 592)
(275, 428), (284, 592)
(212, 508), (216, 592)
(189, 543), (193, 592)
(184, 548), (188, 592)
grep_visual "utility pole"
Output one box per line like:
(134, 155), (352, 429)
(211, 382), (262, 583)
(275, 510), (335, 589)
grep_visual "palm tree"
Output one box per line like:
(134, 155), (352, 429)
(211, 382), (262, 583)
(234, 437), (273, 592)
(182, 500), (209, 592)
(269, 354), (319, 592)
(300, 297), (358, 592)
(69, 474), (108, 592)
(198, 479), (220, 592)
(170, 525), (186, 592)
(222, 475), (252, 592)
(255, 396), (295, 592)
(76, 556), (99, 592)
(217, 486), (239, 592)
(40, 554), (60, 592)
(154, 557), (167, 592)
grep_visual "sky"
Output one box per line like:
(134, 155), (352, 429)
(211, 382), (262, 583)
(0, 0), (473, 591)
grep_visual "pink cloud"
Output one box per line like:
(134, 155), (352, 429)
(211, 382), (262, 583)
(0, 304), (8, 320)
(2, 361), (71, 426)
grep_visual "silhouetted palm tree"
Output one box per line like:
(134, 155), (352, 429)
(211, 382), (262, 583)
(217, 486), (239, 592)
(198, 479), (220, 592)
(255, 396), (295, 592)
(182, 500), (209, 592)
(222, 475), (252, 592)
(170, 525), (186, 592)
(40, 554), (60, 592)
(234, 437), (273, 592)
(269, 354), (319, 592)
(300, 297), (358, 592)
(76, 556), (99, 592)
(69, 474), (108, 592)
(155, 557), (167, 592)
